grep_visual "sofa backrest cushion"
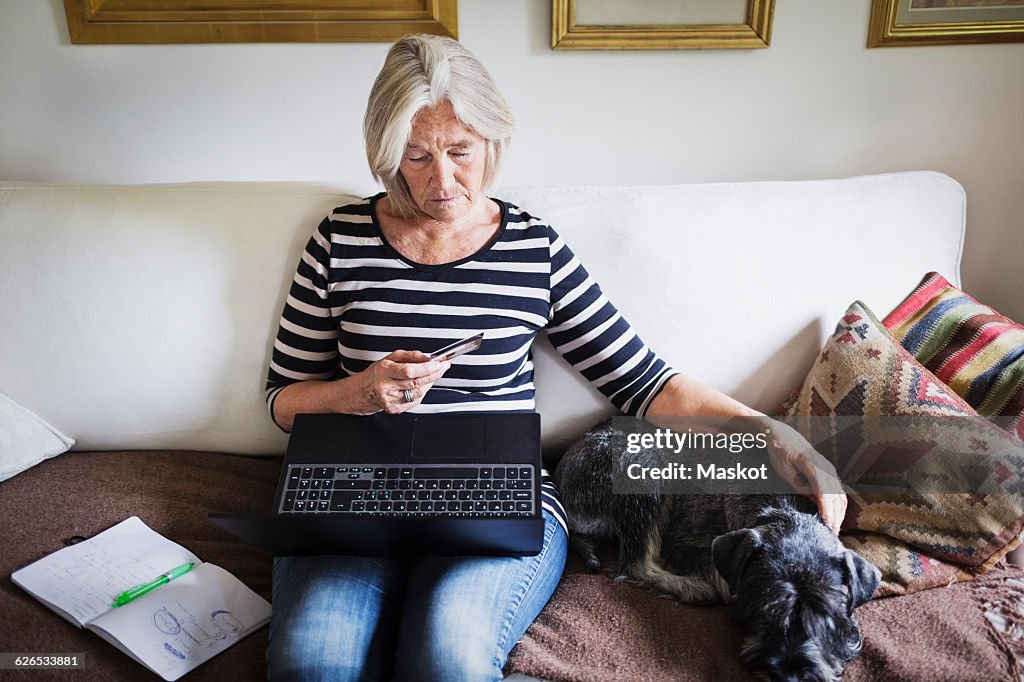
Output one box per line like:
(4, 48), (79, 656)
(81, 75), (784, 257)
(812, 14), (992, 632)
(0, 173), (965, 454)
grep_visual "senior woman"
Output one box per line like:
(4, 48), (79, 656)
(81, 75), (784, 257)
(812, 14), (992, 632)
(265, 34), (845, 682)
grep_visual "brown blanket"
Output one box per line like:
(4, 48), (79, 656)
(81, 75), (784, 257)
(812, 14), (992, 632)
(2, 450), (1022, 681)
(0, 450), (279, 681)
(505, 550), (1024, 681)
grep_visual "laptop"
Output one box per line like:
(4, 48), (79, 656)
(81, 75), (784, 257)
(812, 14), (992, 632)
(209, 412), (544, 557)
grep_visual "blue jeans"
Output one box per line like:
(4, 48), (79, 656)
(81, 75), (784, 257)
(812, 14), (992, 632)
(267, 512), (567, 681)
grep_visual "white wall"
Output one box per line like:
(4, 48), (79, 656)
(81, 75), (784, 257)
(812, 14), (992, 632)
(1, 0), (1022, 319)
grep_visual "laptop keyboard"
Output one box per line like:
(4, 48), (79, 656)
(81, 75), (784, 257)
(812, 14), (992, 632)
(279, 464), (536, 517)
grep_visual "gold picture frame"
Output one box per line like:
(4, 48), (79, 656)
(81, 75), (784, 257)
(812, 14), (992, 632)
(63, 0), (458, 45)
(551, 0), (774, 50)
(869, 0), (1024, 47)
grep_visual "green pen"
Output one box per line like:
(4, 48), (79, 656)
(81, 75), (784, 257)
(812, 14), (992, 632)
(112, 562), (194, 608)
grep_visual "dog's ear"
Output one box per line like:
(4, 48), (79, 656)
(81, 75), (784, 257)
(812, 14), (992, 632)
(842, 550), (881, 615)
(712, 528), (762, 597)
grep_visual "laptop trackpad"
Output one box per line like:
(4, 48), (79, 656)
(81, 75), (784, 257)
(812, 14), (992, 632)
(411, 415), (485, 459)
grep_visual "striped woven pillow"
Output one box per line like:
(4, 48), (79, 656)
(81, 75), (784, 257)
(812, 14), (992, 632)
(883, 272), (1024, 441)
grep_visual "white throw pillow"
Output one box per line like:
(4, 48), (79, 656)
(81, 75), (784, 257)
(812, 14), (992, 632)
(0, 392), (75, 481)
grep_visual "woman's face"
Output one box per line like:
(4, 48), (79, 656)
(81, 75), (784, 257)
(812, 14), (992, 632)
(399, 100), (488, 224)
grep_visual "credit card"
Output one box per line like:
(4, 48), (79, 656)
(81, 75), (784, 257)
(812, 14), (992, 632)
(429, 332), (484, 362)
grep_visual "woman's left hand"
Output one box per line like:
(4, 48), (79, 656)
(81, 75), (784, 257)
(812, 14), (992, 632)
(765, 420), (847, 535)
(646, 375), (847, 533)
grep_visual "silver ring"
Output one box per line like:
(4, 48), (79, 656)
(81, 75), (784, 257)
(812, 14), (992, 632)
(402, 389), (415, 403)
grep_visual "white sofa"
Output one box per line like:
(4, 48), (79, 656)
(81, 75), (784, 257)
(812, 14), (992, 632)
(7, 172), (1019, 682)
(0, 172), (964, 455)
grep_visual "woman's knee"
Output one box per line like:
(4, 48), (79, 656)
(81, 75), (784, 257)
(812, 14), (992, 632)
(268, 604), (388, 682)
(268, 652), (375, 682)
(393, 624), (504, 682)
(393, 518), (567, 681)
(267, 556), (403, 682)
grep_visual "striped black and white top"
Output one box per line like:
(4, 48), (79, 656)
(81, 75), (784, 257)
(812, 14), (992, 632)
(266, 194), (678, 532)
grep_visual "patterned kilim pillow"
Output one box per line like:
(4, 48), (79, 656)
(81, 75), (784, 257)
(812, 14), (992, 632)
(884, 272), (1024, 442)
(784, 301), (1024, 596)
(838, 533), (962, 597)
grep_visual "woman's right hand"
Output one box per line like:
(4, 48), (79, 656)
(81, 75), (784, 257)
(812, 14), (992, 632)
(355, 350), (450, 415)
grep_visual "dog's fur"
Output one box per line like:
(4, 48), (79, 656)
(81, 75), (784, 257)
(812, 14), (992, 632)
(555, 421), (881, 682)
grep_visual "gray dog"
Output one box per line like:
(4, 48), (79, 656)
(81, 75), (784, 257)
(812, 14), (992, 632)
(555, 420), (881, 682)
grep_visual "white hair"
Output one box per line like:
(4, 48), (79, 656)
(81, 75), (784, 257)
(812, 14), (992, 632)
(363, 34), (514, 218)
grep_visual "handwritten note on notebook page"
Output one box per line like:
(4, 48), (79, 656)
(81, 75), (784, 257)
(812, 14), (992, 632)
(11, 516), (270, 681)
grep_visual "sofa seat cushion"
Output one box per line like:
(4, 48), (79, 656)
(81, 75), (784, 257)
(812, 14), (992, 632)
(0, 450), (279, 681)
(505, 552), (1024, 682)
